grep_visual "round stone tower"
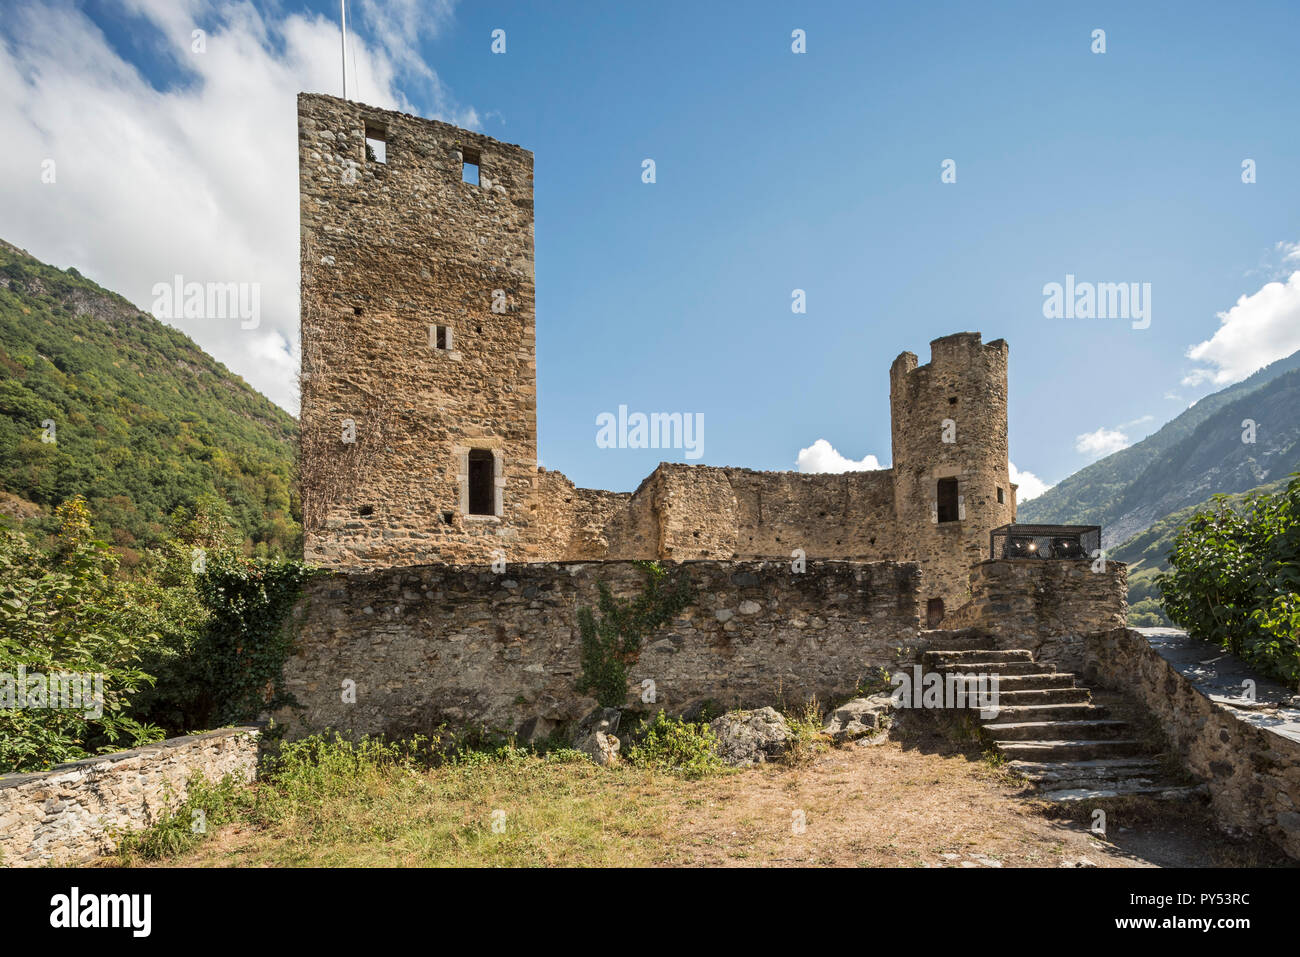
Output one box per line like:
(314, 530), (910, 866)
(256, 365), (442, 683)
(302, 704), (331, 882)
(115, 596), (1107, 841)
(888, 332), (1015, 623)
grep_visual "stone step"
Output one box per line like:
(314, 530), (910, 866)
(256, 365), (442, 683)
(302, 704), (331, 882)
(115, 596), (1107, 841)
(983, 673), (1078, 691)
(1008, 757), (1167, 783)
(1038, 783), (1206, 803)
(918, 629), (994, 651)
(924, 649), (1033, 665)
(985, 703), (1108, 723)
(997, 688), (1092, 705)
(983, 719), (1130, 741)
(997, 739), (1149, 761)
(933, 660), (1055, 676)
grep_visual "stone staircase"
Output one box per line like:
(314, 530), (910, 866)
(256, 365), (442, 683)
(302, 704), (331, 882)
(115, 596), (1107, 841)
(921, 636), (1200, 802)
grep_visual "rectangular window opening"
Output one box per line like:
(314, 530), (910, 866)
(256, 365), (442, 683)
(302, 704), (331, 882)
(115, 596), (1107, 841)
(927, 598), (945, 628)
(468, 449), (495, 516)
(462, 147), (480, 185)
(996, 486), (1005, 504)
(365, 123), (387, 164)
(431, 324), (453, 351)
(937, 477), (960, 523)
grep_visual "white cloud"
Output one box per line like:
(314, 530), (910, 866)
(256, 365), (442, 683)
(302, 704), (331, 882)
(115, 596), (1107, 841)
(0, 0), (471, 414)
(1183, 269), (1300, 389)
(1008, 461), (1050, 501)
(796, 439), (884, 473)
(1075, 427), (1130, 459)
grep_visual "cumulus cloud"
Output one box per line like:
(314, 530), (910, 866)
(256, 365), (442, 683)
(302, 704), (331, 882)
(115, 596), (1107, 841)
(1008, 461), (1050, 501)
(1075, 427), (1130, 459)
(796, 439), (884, 473)
(0, 0), (471, 413)
(1183, 269), (1300, 389)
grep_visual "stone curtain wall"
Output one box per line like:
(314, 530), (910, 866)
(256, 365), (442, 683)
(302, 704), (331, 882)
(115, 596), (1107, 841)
(533, 469), (635, 561)
(536, 464), (898, 564)
(947, 559), (1128, 673)
(275, 560), (923, 741)
(0, 727), (260, 867)
(1086, 628), (1300, 860)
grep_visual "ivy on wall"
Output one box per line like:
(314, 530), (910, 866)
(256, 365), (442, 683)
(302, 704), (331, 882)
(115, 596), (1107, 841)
(575, 561), (693, 709)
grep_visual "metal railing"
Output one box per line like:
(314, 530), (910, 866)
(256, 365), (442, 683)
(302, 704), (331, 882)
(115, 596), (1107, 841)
(989, 523), (1101, 561)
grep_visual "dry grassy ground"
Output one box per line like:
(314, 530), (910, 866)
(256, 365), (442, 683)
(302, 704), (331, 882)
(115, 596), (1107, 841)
(111, 718), (1285, 869)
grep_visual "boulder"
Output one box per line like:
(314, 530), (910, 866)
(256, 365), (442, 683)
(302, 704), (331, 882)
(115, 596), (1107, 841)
(572, 707), (622, 767)
(709, 707), (790, 765)
(578, 731), (621, 767)
(822, 695), (894, 744)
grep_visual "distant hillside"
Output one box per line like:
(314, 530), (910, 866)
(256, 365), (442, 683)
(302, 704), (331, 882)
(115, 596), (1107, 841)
(0, 239), (299, 559)
(1020, 348), (1300, 548)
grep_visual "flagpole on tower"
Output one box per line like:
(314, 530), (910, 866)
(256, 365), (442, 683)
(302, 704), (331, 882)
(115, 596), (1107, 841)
(340, 0), (349, 100)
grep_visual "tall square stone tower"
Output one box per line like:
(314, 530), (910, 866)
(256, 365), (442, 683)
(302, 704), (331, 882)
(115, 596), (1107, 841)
(297, 93), (537, 567)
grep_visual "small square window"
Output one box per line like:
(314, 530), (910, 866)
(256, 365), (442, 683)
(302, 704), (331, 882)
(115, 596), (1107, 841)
(430, 324), (453, 351)
(358, 505), (374, 517)
(948, 396), (958, 406)
(353, 306), (364, 316)
(462, 147), (480, 185)
(365, 122), (387, 164)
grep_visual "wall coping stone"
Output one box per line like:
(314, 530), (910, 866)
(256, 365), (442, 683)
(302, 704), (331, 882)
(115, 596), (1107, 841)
(1132, 626), (1300, 743)
(0, 724), (263, 790)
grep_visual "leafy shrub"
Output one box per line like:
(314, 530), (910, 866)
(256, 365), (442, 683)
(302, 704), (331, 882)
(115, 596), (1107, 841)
(1158, 474), (1300, 686)
(625, 711), (725, 779)
(0, 497), (162, 771)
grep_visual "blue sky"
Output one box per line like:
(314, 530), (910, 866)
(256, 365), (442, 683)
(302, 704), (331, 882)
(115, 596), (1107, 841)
(3, 0), (1299, 497)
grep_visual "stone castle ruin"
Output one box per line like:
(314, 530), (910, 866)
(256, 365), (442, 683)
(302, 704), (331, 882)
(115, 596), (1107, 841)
(287, 94), (1300, 859)
(6, 95), (1297, 870)
(298, 92), (1015, 619)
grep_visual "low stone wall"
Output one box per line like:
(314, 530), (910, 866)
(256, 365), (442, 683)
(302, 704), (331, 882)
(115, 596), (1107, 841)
(0, 726), (260, 867)
(275, 559), (924, 741)
(1085, 627), (1300, 859)
(947, 559), (1127, 673)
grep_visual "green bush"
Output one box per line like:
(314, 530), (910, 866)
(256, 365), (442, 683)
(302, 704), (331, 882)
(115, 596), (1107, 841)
(1158, 473), (1300, 686)
(0, 497), (163, 771)
(0, 494), (314, 772)
(625, 712), (725, 779)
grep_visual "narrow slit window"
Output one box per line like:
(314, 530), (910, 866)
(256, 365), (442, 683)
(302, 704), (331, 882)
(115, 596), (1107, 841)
(365, 123), (387, 164)
(431, 324), (453, 351)
(462, 147), (480, 185)
(997, 486), (1005, 504)
(468, 449), (495, 516)
(937, 477), (960, 523)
